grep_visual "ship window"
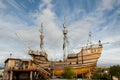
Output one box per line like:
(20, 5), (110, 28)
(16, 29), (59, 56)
(15, 61), (19, 67)
(19, 73), (29, 79)
(15, 61), (22, 67)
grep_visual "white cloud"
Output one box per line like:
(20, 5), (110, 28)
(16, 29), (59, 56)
(0, 0), (59, 64)
(0, 8), (36, 66)
(27, 0), (63, 60)
(0, 0), (120, 67)
(98, 47), (120, 66)
(97, 0), (115, 11)
(66, 0), (120, 66)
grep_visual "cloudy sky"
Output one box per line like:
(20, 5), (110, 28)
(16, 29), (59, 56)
(0, 0), (120, 67)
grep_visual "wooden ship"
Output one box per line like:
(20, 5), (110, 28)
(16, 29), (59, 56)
(3, 18), (107, 80)
(28, 18), (105, 79)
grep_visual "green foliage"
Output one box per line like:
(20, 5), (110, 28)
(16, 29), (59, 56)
(92, 65), (120, 80)
(62, 66), (75, 79)
(92, 72), (111, 80)
(91, 68), (111, 80)
(109, 65), (120, 79)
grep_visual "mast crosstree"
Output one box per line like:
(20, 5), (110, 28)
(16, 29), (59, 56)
(39, 23), (44, 51)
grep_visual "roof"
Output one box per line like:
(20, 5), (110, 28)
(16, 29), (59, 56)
(21, 59), (31, 62)
(67, 54), (77, 58)
(4, 58), (21, 63)
(4, 58), (31, 63)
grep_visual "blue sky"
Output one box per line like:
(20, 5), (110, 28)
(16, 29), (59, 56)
(0, 0), (120, 66)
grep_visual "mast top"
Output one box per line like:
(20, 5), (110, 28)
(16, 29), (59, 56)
(63, 17), (66, 28)
(87, 32), (92, 46)
(63, 17), (67, 35)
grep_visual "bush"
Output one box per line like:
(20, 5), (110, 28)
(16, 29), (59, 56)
(62, 66), (75, 79)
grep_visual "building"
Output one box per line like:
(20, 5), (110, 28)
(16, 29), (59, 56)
(3, 58), (38, 80)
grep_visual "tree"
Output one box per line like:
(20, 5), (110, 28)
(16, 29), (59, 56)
(92, 65), (120, 80)
(109, 65), (120, 79)
(91, 68), (111, 80)
(62, 66), (75, 79)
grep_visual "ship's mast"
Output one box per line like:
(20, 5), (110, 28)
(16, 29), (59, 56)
(63, 17), (68, 61)
(87, 32), (92, 46)
(39, 23), (44, 51)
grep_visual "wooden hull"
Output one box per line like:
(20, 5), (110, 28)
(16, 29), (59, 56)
(53, 44), (102, 78)
(29, 44), (103, 78)
(54, 63), (96, 77)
